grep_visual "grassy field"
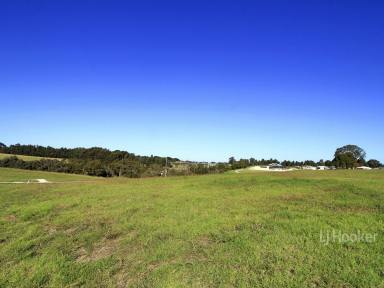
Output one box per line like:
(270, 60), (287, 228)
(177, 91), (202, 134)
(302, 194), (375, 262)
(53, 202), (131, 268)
(0, 153), (60, 162)
(0, 168), (383, 287)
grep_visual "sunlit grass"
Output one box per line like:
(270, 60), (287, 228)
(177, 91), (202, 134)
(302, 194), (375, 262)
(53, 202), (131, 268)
(0, 153), (61, 162)
(0, 168), (383, 287)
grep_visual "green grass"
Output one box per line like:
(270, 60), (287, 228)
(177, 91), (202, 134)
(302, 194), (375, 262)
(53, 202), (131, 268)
(0, 168), (383, 287)
(0, 153), (61, 162)
(0, 168), (97, 182)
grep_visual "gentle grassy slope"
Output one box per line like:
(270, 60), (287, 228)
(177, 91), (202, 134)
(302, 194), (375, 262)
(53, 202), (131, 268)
(0, 153), (60, 162)
(0, 169), (383, 287)
(0, 167), (98, 182)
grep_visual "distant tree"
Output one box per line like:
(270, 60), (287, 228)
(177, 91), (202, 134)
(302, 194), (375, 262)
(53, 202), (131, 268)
(335, 145), (366, 161)
(238, 159), (250, 168)
(334, 152), (356, 169)
(357, 158), (366, 166)
(228, 157), (236, 165)
(191, 164), (209, 174)
(333, 145), (366, 169)
(142, 164), (164, 177)
(281, 160), (295, 167)
(304, 160), (316, 166)
(0, 142), (6, 148)
(270, 158), (280, 164)
(367, 159), (382, 168)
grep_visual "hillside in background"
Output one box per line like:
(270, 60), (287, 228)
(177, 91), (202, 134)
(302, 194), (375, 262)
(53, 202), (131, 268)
(0, 143), (229, 177)
(0, 143), (382, 178)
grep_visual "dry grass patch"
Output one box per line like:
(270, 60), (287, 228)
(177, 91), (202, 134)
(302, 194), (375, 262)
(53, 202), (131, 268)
(76, 238), (120, 263)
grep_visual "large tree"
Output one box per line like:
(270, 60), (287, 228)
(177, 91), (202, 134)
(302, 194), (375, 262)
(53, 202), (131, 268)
(333, 152), (356, 169)
(333, 145), (366, 168)
(334, 145), (366, 160)
(367, 159), (382, 168)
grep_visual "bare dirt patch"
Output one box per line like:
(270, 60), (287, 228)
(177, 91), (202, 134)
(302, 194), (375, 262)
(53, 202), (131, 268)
(3, 215), (17, 222)
(76, 238), (120, 263)
(0, 178), (51, 184)
(116, 270), (133, 288)
(279, 194), (306, 202)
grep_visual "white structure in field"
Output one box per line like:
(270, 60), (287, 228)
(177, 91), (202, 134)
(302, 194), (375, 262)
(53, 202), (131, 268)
(302, 166), (317, 170)
(356, 166), (372, 170)
(268, 163), (283, 170)
(317, 166), (328, 170)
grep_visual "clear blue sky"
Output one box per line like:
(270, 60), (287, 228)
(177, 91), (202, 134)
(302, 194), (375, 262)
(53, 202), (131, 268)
(1, 0), (383, 162)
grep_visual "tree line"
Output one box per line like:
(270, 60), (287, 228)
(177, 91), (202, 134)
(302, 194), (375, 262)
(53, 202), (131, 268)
(0, 143), (382, 177)
(0, 143), (179, 177)
(0, 143), (230, 177)
(227, 145), (382, 170)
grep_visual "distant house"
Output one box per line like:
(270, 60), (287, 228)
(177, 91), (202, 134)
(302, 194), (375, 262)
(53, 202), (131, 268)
(303, 166), (317, 170)
(317, 166), (329, 170)
(268, 163), (283, 170)
(356, 166), (372, 170)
